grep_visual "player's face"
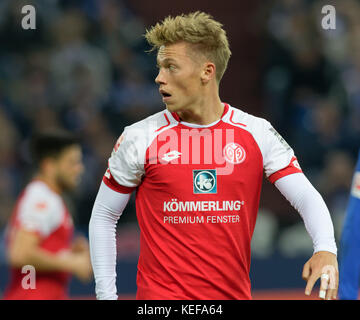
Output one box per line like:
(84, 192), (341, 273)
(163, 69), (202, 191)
(155, 42), (205, 113)
(55, 145), (84, 191)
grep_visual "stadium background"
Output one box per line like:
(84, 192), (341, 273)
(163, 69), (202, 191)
(0, 0), (359, 299)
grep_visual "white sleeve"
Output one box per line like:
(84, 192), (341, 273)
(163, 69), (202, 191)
(89, 181), (131, 300)
(17, 192), (63, 238)
(261, 121), (295, 178)
(108, 126), (146, 189)
(274, 173), (337, 255)
(246, 117), (302, 182)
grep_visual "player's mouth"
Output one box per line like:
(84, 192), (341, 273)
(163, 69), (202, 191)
(160, 89), (172, 102)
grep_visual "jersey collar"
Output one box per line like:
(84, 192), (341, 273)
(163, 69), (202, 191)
(169, 103), (230, 126)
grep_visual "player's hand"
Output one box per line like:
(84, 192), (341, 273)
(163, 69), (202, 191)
(72, 250), (93, 283)
(71, 236), (89, 253)
(302, 251), (338, 300)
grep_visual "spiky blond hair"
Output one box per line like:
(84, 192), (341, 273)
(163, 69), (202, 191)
(145, 11), (231, 83)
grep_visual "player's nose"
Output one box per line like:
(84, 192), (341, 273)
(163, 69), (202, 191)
(155, 69), (166, 85)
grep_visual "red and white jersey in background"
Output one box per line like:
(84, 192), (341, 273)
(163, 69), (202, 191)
(3, 180), (74, 300)
(103, 103), (302, 299)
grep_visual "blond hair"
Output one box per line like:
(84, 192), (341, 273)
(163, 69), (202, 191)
(145, 11), (231, 83)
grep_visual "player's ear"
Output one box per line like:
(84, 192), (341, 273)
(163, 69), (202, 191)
(201, 62), (216, 84)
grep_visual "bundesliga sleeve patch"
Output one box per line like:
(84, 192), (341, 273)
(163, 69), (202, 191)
(351, 172), (360, 199)
(269, 127), (291, 151)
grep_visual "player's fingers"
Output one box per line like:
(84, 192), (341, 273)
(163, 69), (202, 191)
(319, 273), (329, 300)
(324, 268), (339, 300)
(332, 280), (339, 300)
(305, 273), (318, 296)
(335, 269), (339, 299)
(327, 284), (338, 300)
(331, 271), (339, 300)
(326, 288), (336, 300)
(332, 288), (338, 300)
(302, 262), (310, 281)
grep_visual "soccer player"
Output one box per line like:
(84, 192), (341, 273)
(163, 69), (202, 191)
(3, 130), (92, 300)
(89, 12), (338, 300)
(339, 150), (360, 300)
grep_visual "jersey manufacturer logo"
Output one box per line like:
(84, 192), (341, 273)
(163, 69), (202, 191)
(162, 150), (182, 162)
(223, 143), (246, 164)
(269, 127), (291, 151)
(193, 170), (217, 194)
(351, 172), (360, 199)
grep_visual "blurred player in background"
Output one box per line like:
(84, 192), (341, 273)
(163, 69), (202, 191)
(3, 130), (92, 300)
(339, 150), (360, 300)
(89, 12), (338, 300)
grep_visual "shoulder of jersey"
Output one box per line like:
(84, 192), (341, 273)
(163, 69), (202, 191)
(21, 181), (63, 211)
(224, 105), (271, 132)
(121, 109), (177, 145)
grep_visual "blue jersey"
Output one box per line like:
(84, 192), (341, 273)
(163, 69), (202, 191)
(339, 151), (360, 300)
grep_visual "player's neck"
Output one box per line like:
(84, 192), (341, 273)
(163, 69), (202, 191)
(34, 173), (62, 195)
(177, 94), (224, 125)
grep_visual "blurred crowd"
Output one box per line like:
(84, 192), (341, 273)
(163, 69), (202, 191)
(0, 0), (162, 231)
(252, 0), (360, 257)
(0, 0), (359, 259)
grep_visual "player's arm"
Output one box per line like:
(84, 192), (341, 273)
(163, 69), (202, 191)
(89, 181), (131, 300)
(89, 129), (143, 300)
(259, 120), (338, 300)
(89, 126), (147, 300)
(274, 173), (338, 300)
(7, 229), (91, 281)
(338, 153), (360, 300)
(7, 192), (92, 282)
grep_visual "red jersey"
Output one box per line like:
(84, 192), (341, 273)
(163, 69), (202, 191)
(3, 180), (74, 300)
(103, 103), (302, 299)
